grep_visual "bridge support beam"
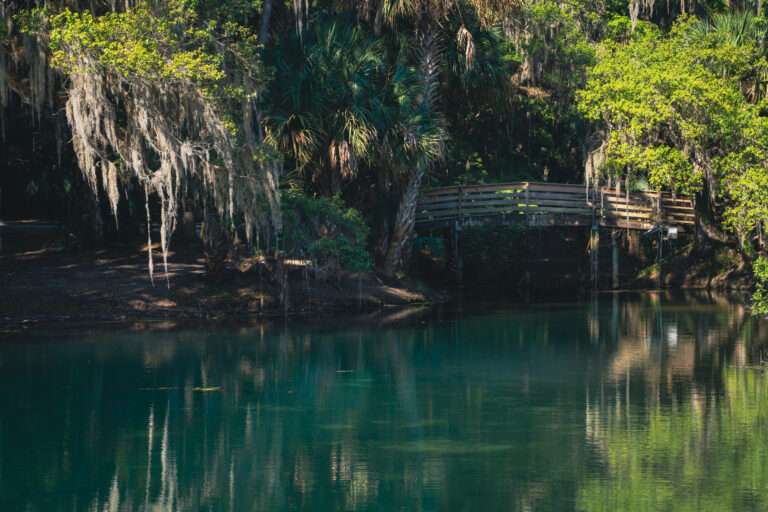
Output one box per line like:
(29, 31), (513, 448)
(612, 230), (620, 290)
(657, 227), (664, 289)
(589, 225), (600, 290)
(448, 222), (463, 285)
(627, 230), (642, 260)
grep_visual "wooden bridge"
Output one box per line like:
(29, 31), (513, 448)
(415, 182), (696, 288)
(415, 182), (695, 231)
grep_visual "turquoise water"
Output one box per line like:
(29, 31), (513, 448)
(2, 294), (768, 511)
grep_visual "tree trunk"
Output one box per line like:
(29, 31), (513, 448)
(201, 211), (229, 275)
(259, 0), (273, 44)
(80, 192), (103, 249)
(383, 168), (424, 278)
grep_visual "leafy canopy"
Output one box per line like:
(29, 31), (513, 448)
(579, 15), (768, 237)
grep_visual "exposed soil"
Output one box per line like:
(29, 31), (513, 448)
(0, 244), (442, 330)
(1, 224), (755, 333)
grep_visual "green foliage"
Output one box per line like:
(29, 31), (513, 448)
(602, 136), (697, 192)
(577, 12), (768, 292)
(579, 14), (768, 203)
(46, 2), (224, 85)
(438, 0), (594, 185)
(10, 0), (768, 282)
(753, 257), (768, 315)
(281, 191), (371, 272)
(522, 0), (595, 91)
(265, 16), (386, 182)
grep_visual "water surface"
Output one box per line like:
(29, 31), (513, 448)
(1, 293), (768, 511)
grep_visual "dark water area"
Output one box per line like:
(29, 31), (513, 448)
(1, 293), (768, 511)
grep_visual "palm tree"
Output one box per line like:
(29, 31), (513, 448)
(691, 10), (768, 101)
(265, 17), (387, 195)
(382, 33), (447, 277)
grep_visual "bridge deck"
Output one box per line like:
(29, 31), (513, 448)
(415, 182), (695, 231)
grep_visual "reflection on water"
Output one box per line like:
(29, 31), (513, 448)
(1, 292), (767, 511)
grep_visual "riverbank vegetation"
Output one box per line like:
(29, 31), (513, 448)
(3, 1), (768, 307)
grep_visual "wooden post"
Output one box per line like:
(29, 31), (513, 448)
(449, 221), (463, 285)
(600, 188), (605, 219)
(627, 230), (642, 259)
(525, 183), (530, 209)
(612, 230), (620, 290)
(456, 186), (464, 284)
(656, 191), (664, 289)
(657, 227), (663, 289)
(590, 190), (601, 290)
(590, 225), (600, 290)
(656, 191), (663, 224)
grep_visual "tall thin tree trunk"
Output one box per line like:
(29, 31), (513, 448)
(383, 168), (424, 278)
(259, 0), (273, 44)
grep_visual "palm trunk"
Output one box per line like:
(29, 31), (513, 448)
(383, 168), (424, 278)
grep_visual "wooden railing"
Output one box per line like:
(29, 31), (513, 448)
(415, 182), (695, 231)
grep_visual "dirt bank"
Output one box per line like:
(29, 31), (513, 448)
(0, 246), (442, 329)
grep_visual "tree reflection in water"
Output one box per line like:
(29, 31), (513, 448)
(1, 293), (767, 511)
(581, 293), (768, 512)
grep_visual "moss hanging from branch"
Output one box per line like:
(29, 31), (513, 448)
(0, 4), (55, 125)
(22, 1), (283, 282)
(629, 0), (656, 29)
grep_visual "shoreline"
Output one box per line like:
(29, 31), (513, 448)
(0, 246), (444, 333)
(1, 245), (755, 333)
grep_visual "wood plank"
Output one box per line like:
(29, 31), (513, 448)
(426, 190), (588, 203)
(461, 198), (589, 209)
(603, 204), (657, 214)
(523, 182), (585, 192)
(600, 219), (655, 230)
(664, 218), (696, 225)
(603, 212), (657, 220)
(443, 204), (592, 215)
(460, 206), (591, 216)
(663, 205), (695, 211)
(662, 213), (696, 220)
(602, 206), (656, 215)
(418, 195), (588, 210)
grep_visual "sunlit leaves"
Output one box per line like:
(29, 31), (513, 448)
(753, 256), (768, 314)
(603, 137), (699, 193)
(579, 15), (768, 209)
(47, 3), (224, 85)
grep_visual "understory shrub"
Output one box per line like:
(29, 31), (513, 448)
(281, 191), (371, 273)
